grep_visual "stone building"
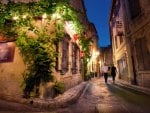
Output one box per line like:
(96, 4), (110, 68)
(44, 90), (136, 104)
(109, 0), (150, 88)
(0, 0), (93, 99)
(100, 45), (113, 68)
(70, 0), (90, 37)
(70, 0), (100, 77)
(87, 23), (100, 75)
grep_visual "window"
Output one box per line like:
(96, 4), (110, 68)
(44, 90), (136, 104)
(135, 38), (150, 70)
(128, 0), (141, 19)
(118, 56), (128, 76)
(72, 43), (78, 74)
(61, 38), (69, 74)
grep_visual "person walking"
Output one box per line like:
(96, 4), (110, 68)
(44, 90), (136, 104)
(111, 64), (117, 83)
(102, 63), (109, 83)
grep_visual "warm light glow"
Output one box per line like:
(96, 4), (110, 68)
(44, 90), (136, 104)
(91, 51), (99, 60)
(99, 61), (102, 65)
(95, 51), (100, 56)
(42, 13), (47, 24)
(13, 16), (19, 20)
(42, 13), (47, 19)
(64, 21), (76, 38)
(87, 58), (89, 62)
(22, 15), (27, 19)
(52, 13), (61, 20)
(52, 3), (56, 5)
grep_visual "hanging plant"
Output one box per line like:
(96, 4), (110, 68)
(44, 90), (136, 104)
(53, 81), (65, 96)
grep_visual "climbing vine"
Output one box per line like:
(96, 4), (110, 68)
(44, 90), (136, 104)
(0, 0), (91, 98)
(79, 34), (92, 80)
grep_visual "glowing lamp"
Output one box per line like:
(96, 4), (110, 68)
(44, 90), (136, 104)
(13, 16), (19, 20)
(42, 13), (47, 19)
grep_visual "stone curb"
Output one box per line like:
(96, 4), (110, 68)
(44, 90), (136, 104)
(29, 82), (88, 111)
(95, 78), (150, 113)
(116, 80), (150, 95)
(0, 82), (88, 111)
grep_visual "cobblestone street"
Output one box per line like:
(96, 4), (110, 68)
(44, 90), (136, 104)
(51, 79), (100, 113)
(0, 0), (150, 113)
(0, 77), (150, 113)
(51, 77), (150, 113)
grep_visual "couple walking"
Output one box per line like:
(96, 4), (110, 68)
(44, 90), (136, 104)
(102, 63), (117, 83)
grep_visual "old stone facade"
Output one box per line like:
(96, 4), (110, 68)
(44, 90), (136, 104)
(0, 0), (91, 99)
(53, 34), (82, 91)
(109, 0), (150, 88)
(70, 0), (100, 77)
(100, 45), (113, 68)
(70, 0), (89, 33)
(87, 23), (100, 75)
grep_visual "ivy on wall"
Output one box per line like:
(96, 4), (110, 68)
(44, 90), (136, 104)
(79, 34), (92, 80)
(0, 0), (91, 98)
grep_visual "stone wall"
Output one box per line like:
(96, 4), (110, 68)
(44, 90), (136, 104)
(60, 75), (82, 90)
(0, 44), (82, 99)
(39, 74), (82, 99)
(128, 0), (150, 88)
(0, 45), (25, 98)
(137, 71), (150, 88)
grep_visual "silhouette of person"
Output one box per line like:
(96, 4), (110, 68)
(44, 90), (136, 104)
(111, 64), (117, 83)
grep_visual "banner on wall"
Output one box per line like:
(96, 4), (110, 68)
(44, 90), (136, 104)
(0, 42), (15, 63)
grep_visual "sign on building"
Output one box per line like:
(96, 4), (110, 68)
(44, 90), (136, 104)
(0, 42), (15, 63)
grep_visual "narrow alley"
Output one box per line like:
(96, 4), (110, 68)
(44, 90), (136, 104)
(53, 77), (150, 113)
(0, 0), (150, 113)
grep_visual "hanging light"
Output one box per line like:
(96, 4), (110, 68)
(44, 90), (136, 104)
(42, 13), (47, 19)
(13, 16), (19, 20)
(22, 15), (27, 19)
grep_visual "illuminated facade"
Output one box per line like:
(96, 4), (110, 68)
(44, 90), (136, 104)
(100, 45), (113, 68)
(87, 23), (100, 75)
(70, 0), (100, 76)
(0, 0), (91, 98)
(109, 0), (150, 88)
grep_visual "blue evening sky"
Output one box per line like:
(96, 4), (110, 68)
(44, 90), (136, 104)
(84, 0), (111, 47)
